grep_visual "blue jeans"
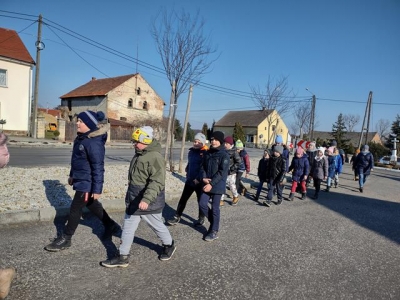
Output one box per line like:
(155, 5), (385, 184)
(199, 192), (222, 232)
(255, 180), (266, 199)
(358, 173), (368, 188)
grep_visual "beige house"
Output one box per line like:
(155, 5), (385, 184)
(59, 73), (165, 123)
(214, 109), (289, 147)
(0, 27), (35, 135)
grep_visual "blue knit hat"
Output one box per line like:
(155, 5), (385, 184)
(275, 135), (283, 144)
(77, 111), (105, 131)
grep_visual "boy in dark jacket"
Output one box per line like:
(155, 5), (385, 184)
(45, 111), (120, 252)
(221, 136), (241, 206)
(254, 149), (270, 201)
(355, 144), (374, 193)
(198, 131), (230, 242)
(263, 145), (286, 207)
(101, 126), (176, 267)
(167, 133), (208, 226)
(235, 140), (251, 196)
(288, 147), (310, 200)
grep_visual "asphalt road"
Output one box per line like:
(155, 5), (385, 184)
(6, 145), (267, 167)
(1, 164), (400, 299)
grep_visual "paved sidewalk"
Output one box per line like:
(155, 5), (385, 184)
(1, 164), (400, 299)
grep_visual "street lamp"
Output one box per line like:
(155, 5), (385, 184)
(305, 88), (316, 141)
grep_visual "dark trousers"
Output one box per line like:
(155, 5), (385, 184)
(64, 191), (113, 236)
(313, 178), (322, 194)
(236, 171), (245, 193)
(175, 183), (204, 219)
(199, 192), (222, 232)
(267, 179), (283, 200)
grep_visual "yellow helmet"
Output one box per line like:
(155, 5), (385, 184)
(132, 127), (153, 144)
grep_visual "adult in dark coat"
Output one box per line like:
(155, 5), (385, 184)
(355, 145), (374, 193)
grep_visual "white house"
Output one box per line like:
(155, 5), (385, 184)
(0, 27), (35, 135)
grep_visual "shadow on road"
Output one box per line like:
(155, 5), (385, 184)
(312, 192), (400, 245)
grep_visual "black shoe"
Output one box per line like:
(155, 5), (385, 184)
(276, 199), (282, 205)
(359, 187), (363, 193)
(101, 255), (130, 268)
(334, 183), (338, 188)
(262, 200), (271, 207)
(103, 221), (122, 240)
(204, 231), (219, 242)
(288, 193), (294, 201)
(45, 234), (72, 252)
(159, 241), (176, 260)
(324, 187), (330, 192)
(313, 192), (319, 200)
(194, 217), (205, 227)
(167, 216), (181, 226)
(301, 193), (307, 200)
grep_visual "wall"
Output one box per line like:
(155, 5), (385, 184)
(0, 59), (33, 134)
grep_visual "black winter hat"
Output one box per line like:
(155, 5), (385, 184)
(211, 131), (225, 145)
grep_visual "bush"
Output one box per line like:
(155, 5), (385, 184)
(367, 142), (390, 162)
(53, 130), (60, 137)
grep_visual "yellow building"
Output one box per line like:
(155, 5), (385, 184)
(213, 109), (289, 147)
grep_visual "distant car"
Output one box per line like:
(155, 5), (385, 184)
(378, 156), (400, 166)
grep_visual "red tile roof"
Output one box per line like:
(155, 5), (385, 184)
(0, 27), (35, 64)
(60, 74), (138, 98)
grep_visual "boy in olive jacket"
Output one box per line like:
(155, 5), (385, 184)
(101, 126), (176, 268)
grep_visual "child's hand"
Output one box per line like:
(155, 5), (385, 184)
(139, 201), (149, 210)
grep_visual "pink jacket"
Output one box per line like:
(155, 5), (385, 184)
(0, 133), (10, 168)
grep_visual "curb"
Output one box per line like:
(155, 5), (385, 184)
(0, 193), (182, 226)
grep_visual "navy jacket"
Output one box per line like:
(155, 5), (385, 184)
(289, 154), (310, 182)
(69, 124), (109, 194)
(355, 151), (374, 175)
(186, 145), (208, 186)
(201, 145), (230, 194)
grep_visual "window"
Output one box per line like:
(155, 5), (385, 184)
(136, 87), (141, 95)
(0, 69), (7, 87)
(128, 99), (133, 108)
(272, 125), (276, 132)
(143, 100), (148, 110)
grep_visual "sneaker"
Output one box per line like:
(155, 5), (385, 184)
(288, 193), (294, 201)
(45, 234), (71, 252)
(220, 200), (224, 206)
(232, 196), (240, 206)
(159, 241), (176, 261)
(0, 267), (16, 300)
(193, 217), (205, 227)
(262, 200), (271, 207)
(313, 192), (319, 200)
(167, 216), (181, 226)
(253, 195), (259, 201)
(359, 187), (363, 193)
(103, 221), (122, 240)
(204, 231), (219, 242)
(301, 193), (307, 200)
(241, 188), (247, 196)
(101, 255), (130, 268)
(276, 198), (283, 205)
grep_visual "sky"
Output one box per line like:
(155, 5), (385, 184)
(1, 0), (399, 133)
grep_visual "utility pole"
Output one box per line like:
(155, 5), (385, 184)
(31, 14), (44, 138)
(164, 81), (176, 163)
(179, 84), (193, 173)
(305, 88), (316, 141)
(358, 91), (373, 149)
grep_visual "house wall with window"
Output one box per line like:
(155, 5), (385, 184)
(0, 59), (33, 133)
(256, 111), (289, 145)
(107, 76), (164, 123)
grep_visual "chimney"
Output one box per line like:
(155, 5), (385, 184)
(91, 77), (96, 81)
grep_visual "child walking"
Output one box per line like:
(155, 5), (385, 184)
(310, 147), (328, 199)
(235, 140), (250, 196)
(198, 131), (230, 241)
(288, 147), (310, 200)
(45, 111), (120, 252)
(101, 126), (176, 267)
(254, 149), (270, 201)
(167, 133), (208, 226)
(325, 147), (336, 192)
(220, 136), (241, 206)
(263, 145), (286, 207)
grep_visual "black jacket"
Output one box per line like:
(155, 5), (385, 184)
(201, 145), (230, 194)
(226, 147), (241, 175)
(266, 155), (286, 183)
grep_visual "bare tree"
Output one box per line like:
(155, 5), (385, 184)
(291, 101), (312, 139)
(343, 114), (360, 132)
(375, 118), (390, 142)
(151, 8), (218, 170)
(249, 75), (295, 146)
